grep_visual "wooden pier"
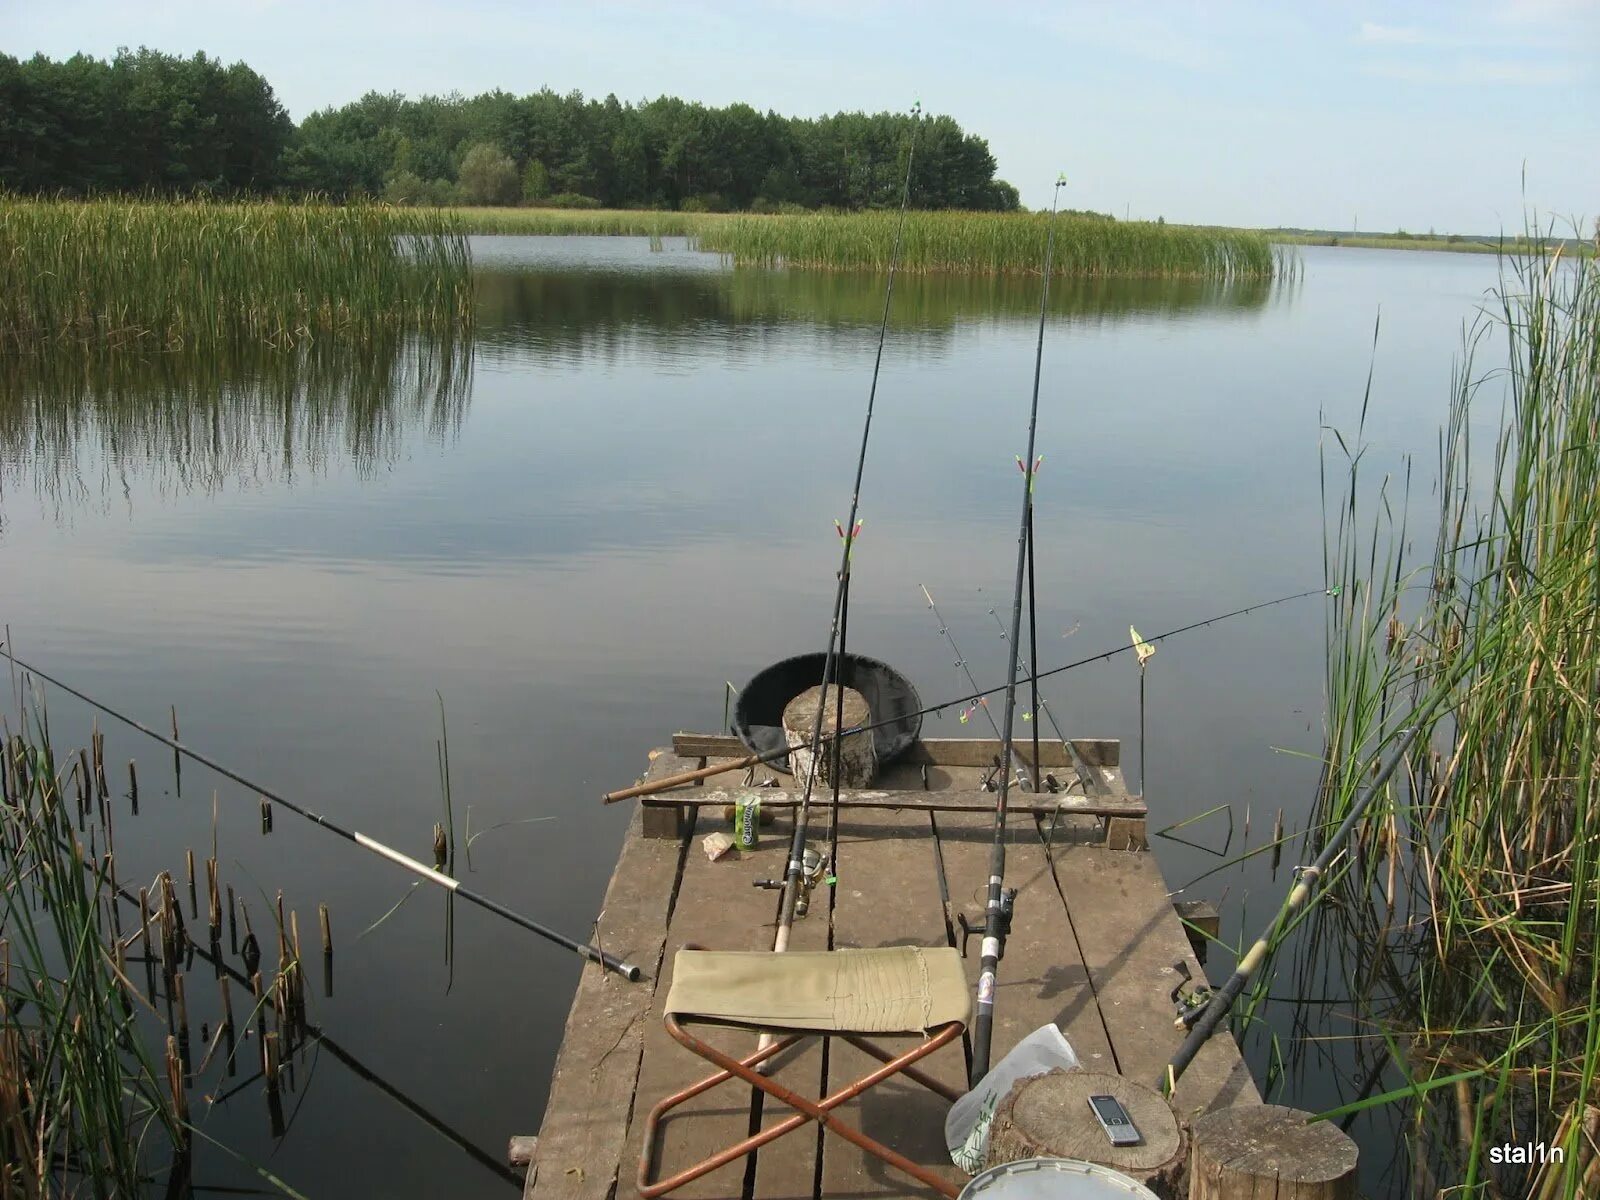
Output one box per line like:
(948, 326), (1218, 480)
(520, 735), (1258, 1200)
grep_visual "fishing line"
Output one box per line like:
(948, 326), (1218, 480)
(773, 101), (923, 953)
(603, 585), (1329, 803)
(0, 645), (642, 981)
(921, 583), (1031, 790)
(971, 175), (1067, 1085)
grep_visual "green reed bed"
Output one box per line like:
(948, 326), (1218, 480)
(0, 199), (474, 353)
(1313, 234), (1600, 1197)
(695, 210), (1289, 278)
(443, 206), (714, 237)
(442, 205), (1288, 278)
(1, 717), (309, 1198)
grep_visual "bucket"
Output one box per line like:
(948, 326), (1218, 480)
(732, 652), (921, 772)
(957, 1158), (1160, 1199)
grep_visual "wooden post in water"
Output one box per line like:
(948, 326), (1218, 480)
(1187, 1105), (1358, 1200)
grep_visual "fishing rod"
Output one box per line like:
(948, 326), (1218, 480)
(772, 102), (923, 954)
(971, 175), (1067, 1085)
(920, 584), (1032, 791)
(603, 584), (1329, 802)
(1161, 673), (1462, 1092)
(0, 645), (643, 981)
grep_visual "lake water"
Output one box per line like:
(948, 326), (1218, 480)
(0, 239), (1511, 1197)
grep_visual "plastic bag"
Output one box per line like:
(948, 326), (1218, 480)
(945, 1024), (1080, 1174)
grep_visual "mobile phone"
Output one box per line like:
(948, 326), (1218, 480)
(1087, 1093), (1141, 1146)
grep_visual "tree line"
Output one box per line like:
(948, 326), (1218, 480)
(0, 49), (1020, 212)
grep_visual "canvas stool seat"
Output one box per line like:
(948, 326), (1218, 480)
(639, 945), (971, 1198)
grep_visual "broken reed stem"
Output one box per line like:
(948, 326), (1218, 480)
(92, 725), (107, 802)
(227, 885), (237, 954)
(206, 857), (219, 944)
(290, 909), (305, 1035)
(185, 849), (196, 919)
(319, 902), (331, 957)
(138, 886), (152, 961)
(173, 972), (191, 1078)
(128, 758), (138, 814)
(166, 1035), (188, 1131)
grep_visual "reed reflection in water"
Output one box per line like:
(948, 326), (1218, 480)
(0, 331), (472, 522)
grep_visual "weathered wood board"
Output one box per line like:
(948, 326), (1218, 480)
(672, 733), (1119, 768)
(524, 754), (694, 1200)
(1047, 843), (1260, 1119)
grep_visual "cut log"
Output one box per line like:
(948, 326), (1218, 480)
(1187, 1105), (1358, 1200)
(985, 1068), (1186, 1199)
(782, 685), (876, 787)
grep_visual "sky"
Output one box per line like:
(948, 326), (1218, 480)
(3, 0), (1596, 232)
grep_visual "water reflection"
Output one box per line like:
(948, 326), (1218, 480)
(472, 242), (1280, 363)
(0, 332), (472, 521)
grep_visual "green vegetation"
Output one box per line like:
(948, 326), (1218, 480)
(694, 211), (1286, 278)
(1314, 237), (1600, 1196)
(0, 50), (1017, 213)
(0, 198), (473, 352)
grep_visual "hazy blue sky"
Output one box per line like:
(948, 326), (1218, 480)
(5, 1), (1595, 231)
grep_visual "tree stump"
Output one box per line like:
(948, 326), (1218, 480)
(1188, 1105), (1358, 1200)
(782, 684), (876, 788)
(985, 1069), (1187, 1199)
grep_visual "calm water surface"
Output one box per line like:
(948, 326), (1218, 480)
(0, 240), (1509, 1197)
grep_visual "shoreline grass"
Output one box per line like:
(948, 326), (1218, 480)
(1312, 232), (1600, 1197)
(0, 198), (475, 353)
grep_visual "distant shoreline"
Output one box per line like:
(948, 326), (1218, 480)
(1260, 230), (1593, 256)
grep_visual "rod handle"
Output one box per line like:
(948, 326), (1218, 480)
(602, 749), (764, 803)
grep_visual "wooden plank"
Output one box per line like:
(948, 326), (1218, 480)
(636, 787), (1146, 820)
(526, 784), (691, 1199)
(1047, 845), (1260, 1122)
(621, 813), (797, 1199)
(822, 807), (968, 1199)
(671, 734), (1119, 769)
(935, 810), (1119, 1076)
